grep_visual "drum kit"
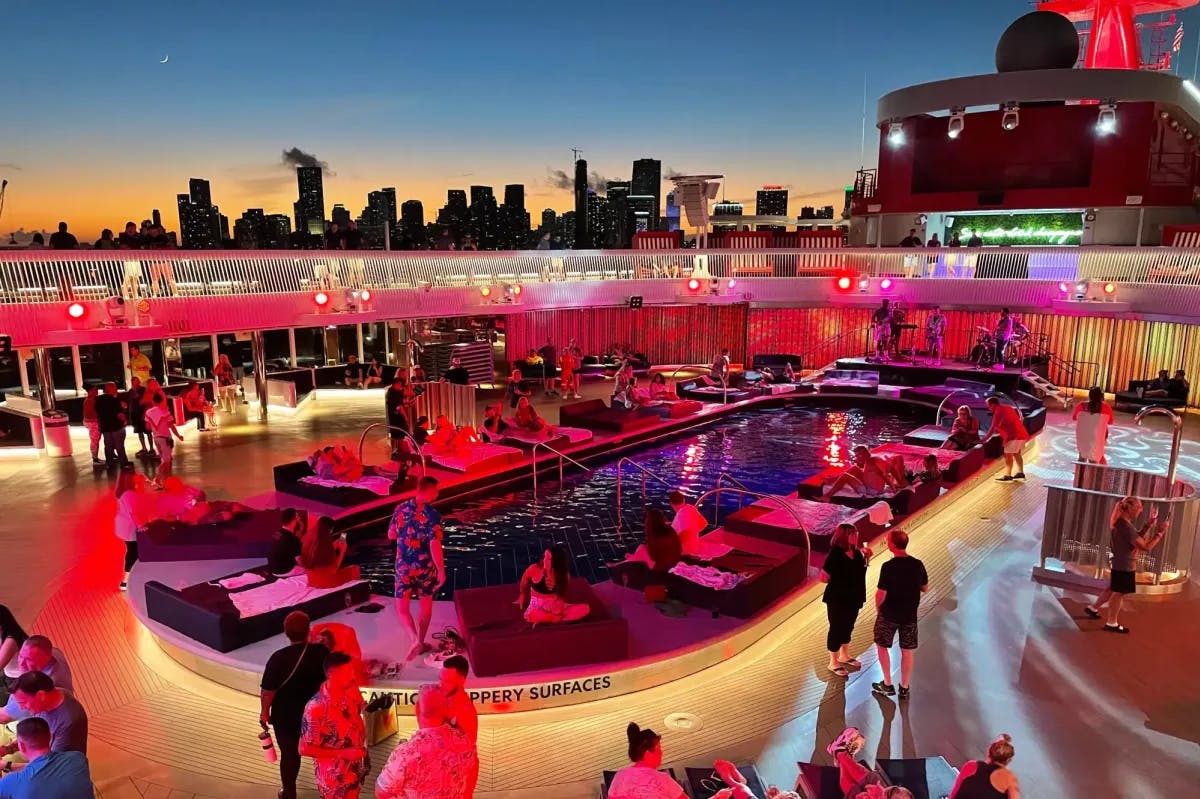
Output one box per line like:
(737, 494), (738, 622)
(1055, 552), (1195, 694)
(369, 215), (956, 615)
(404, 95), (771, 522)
(969, 326), (1027, 368)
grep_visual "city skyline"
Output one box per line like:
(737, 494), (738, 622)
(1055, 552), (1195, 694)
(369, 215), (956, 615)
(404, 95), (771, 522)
(5, 0), (1183, 241)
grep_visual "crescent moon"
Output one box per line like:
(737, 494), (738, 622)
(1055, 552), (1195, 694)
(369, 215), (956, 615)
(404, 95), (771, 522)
(160, 55), (169, 64)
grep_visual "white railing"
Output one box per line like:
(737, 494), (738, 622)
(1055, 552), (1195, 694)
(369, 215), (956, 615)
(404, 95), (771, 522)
(2, 246), (1200, 303)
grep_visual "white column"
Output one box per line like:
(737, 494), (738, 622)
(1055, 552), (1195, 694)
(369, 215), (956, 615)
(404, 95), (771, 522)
(18, 352), (30, 396)
(71, 345), (84, 394)
(210, 334), (219, 375)
(356, 323), (365, 361)
(288, 327), (298, 368)
(121, 342), (132, 389)
(1136, 207), (1145, 247)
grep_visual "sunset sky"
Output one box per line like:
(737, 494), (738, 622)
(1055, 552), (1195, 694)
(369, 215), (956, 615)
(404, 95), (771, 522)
(4, 0), (1191, 241)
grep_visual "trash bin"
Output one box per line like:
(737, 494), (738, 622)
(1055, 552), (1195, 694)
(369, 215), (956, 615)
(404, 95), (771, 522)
(42, 411), (73, 458)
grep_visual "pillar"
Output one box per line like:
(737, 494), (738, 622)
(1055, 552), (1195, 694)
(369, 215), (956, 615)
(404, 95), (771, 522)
(71, 345), (84, 394)
(356, 323), (365, 361)
(288, 327), (298, 368)
(33, 347), (56, 413)
(251, 330), (268, 422)
(121, 342), (132, 389)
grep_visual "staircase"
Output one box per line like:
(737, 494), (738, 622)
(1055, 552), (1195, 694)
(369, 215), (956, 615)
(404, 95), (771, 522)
(1022, 370), (1071, 409)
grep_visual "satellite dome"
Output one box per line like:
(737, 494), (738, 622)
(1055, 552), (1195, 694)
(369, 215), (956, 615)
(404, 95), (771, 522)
(996, 11), (1079, 73)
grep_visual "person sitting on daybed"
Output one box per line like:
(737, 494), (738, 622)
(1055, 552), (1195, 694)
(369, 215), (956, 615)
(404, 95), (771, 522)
(819, 446), (907, 501)
(155, 477), (252, 525)
(426, 415), (457, 449)
(1142, 369), (1173, 397)
(611, 361), (635, 408)
(481, 403), (510, 443)
(628, 376), (654, 406)
(916, 453), (942, 489)
(308, 445), (365, 483)
(668, 491), (707, 556)
(942, 405), (980, 451)
(626, 508), (684, 572)
(514, 397), (548, 433)
(301, 515), (361, 589)
(516, 545), (590, 625)
(649, 373), (675, 401)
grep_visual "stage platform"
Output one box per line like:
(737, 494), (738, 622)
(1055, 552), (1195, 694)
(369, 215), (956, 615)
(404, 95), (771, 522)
(834, 356), (1048, 395)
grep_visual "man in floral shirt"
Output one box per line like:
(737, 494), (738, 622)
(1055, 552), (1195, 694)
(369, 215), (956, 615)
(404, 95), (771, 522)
(298, 652), (369, 798)
(375, 684), (476, 799)
(388, 477), (447, 661)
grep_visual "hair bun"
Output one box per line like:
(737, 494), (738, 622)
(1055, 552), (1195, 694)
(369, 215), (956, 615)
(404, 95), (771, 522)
(997, 733), (1012, 743)
(626, 722), (641, 742)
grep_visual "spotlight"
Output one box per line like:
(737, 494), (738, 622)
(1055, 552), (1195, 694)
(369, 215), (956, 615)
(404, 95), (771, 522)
(1102, 281), (1117, 298)
(1058, 281), (1070, 294)
(836, 275), (853, 292)
(947, 107), (965, 139)
(880, 278), (894, 291)
(480, 285), (493, 298)
(687, 278), (701, 291)
(1096, 102), (1117, 135)
(727, 278), (737, 289)
(507, 284), (523, 297)
(858, 277), (870, 292)
(1001, 102), (1020, 131)
(887, 120), (905, 147)
(313, 291), (330, 307)
(66, 302), (86, 320)
(359, 289), (372, 303)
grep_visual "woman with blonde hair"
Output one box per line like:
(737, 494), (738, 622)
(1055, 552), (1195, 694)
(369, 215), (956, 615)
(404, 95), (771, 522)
(1085, 496), (1167, 633)
(949, 733), (1020, 798)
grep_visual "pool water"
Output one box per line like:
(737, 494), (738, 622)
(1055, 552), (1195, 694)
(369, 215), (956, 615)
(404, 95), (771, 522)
(349, 404), (923, 598)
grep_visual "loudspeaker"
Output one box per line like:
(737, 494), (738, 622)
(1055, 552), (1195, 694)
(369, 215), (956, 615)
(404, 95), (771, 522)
(628, 296), (643, 309)
(0, 335), (10, 354)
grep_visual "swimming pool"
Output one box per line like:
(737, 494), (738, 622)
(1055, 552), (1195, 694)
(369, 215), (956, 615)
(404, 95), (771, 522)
(349, 403), (923, 598)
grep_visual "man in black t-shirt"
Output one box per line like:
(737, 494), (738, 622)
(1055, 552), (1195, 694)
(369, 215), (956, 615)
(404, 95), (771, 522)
(48, 222), (78, 250)
(537, 338), (557, 396)
(267, 509), (305, 575)
(260, 612), (329, 799)
(871, 529), (928, 700)
(343, 355), (365, 388)
(343, 220), (363, 250)
(94, 382), (129, 468)
(443, 356), (470, 386)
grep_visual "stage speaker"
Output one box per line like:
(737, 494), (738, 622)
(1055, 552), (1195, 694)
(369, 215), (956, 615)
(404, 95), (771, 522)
(0, 335), (10, 354)
(628, 295), (643, 309)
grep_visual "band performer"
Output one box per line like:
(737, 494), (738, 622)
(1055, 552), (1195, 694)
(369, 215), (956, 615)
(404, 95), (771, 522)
(925, 305), (947, 366)
(871, 299), (892, 361)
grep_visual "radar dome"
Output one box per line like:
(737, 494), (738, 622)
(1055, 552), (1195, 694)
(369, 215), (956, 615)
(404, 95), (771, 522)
(995, 11), (1079, 73)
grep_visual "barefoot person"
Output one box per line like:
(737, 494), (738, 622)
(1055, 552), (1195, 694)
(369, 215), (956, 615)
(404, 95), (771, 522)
(821, 446), (906, 501)
(388, 477), (447, 660)
(1084, 496), (1167, 634)
(516, 545), (590, 624)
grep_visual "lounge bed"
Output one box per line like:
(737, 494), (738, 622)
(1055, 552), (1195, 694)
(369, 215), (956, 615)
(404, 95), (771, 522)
(637, 398), (705, 419)
(903, 424), (1004, 458)
(818, 369), (879, 395)
(608, 530), (809, 618)
(274, 460), (414, 506)
(498, 422), (594, 450)
(1114, 379), (1188, 411)
(795, 470), (941, 516)
(676, 379), (756, 403)
(722, 495), (888, 551)
(453, 578), (628, 677)
(144, 566), (371, 652)
(421, 442), (523, 473)
(898, 376), (995, 404)
(871, 441), (985, 483)
(136, 508), (284, 562)
(559, 399), (661, 433)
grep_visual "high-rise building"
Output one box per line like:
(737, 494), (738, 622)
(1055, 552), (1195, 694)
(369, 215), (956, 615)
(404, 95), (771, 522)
(331, 204), (351, 229)
(631, 158), (662, 230)
(540, 208), (556, 231)
(437, 190), (469, 231)
(558, 211), (577, 248)
(605, 180), (631, 248)
(176, 178), (222, 248)
(265, 214), (291, 249)
(627, 195), (657, 234)
(504, 184), (524, 211)
(470, 185), (493, 207)
(799, 206), (815, 219)
(218, 213), (230, 242)
(380, 187), (398, 231)
(151, 209), (162, 228)
(401, 200), (425, 230)
(499, 184), (530, 249)
(295, 166), (326, 235)
(586, 192), (609, 249)
(713, 200), (743, 231)
(665, 191), (681, 233)
(467, 186), (498, 247)
(399, 200), (426, 249)
(234, 208), (266, 248)
(756, 186), (789, 216)
(573, 159), (588, 249)
(189, 178), (212, 208)
(817, 205), (835, 219)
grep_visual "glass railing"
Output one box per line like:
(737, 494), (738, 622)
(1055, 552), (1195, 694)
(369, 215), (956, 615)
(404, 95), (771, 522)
(2, 245), (1200, 303)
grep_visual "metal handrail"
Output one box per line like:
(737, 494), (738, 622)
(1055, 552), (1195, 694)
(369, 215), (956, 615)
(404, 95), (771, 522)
(935, 387), (978, 424)
(531, 440), (589, 500)
(715, 473), (753, 511)
(693, 486), (813, 557)
(356, 422), (427, 480)
(667, 363), (729, 403)
(796, 327), (872, 372)
(1134, 406), (1184, 488)
(615, 457), (675, 518)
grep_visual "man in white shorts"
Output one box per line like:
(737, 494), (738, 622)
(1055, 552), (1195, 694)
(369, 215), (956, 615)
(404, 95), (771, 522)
(144, 398), (184, 485)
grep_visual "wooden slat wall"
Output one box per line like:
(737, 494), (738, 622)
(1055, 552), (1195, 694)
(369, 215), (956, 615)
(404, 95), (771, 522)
(505, 305), (1200, 406)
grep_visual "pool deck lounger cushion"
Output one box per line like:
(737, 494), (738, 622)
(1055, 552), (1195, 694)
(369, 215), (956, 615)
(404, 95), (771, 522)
(817, 370), (880, 395)
(136, 508), (284, 563)
(273, 460), (414, 507)
(144, 566), (371, 653)
(453, 578), (628, 677)
(898, 377), (995, 403)
(903, 425), (1004, 458)
(795, 469), (941, 517)
(421, 442), (524, 473)
(608, 530), (809, 619)
(722, 496), (887, 551)
(558, 399), (661, 433)
(499, 423), (595, 450)
(639, 399), (704, 419)
(871, 441), (985, 484)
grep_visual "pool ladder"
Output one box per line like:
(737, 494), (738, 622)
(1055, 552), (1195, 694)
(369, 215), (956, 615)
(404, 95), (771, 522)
(615, 457), (675, 519)
(694, 485), (813, 557)
(356, 422), (427, 480)
(531, 441), (589, 501)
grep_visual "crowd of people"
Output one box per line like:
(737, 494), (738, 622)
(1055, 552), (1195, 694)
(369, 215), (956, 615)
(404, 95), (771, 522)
(24, 220), (175, 251)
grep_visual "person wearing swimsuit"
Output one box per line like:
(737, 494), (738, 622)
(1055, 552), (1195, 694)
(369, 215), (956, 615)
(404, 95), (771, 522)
(516, 545), (590, 624)
(950, 734), (1021, 798)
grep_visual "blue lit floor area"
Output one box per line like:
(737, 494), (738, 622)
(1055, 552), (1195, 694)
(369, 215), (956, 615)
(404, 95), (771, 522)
(1, 390), (1198, 798)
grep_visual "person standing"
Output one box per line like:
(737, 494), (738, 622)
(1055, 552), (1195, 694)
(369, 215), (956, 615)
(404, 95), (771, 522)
(442, 356), (470, 386)
(125, 376), (153, 459)
(94, 382), (129, 469)
(385, 374), (411, 451)
(537, 337), (558, 396)
(984, 397), (1029, 482)
(1085, 497), (1167, 634)
(924, 305), (947, 366)
(925, 233), (941, 278)
(81, 385), (102, 466)
(324, 222), (343, 251)
(0, 718), (95, 798)
(1073, 387), (1115, 464)
(342, 220), (362, 251)
(899, 228), (922, 278)
(822, 523), (870, 678)
(389, 477), (447, 660)
(143, 396), (183, 486)
(47, 222), (78, 250)
(871, 299), (892, 361)
(298, 652), (369, 799)
(113, 469), (148, 590)
(261, 611), (330, 799)
(128, 345), (152, 385)
(949, 734), (1020, 799)
(213, 353), (238, 413)
(871, 529), (928, 700)
(710, 348), (731, 385)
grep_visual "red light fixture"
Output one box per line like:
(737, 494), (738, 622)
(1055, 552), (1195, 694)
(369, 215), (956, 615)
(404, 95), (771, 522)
(1102, 282), (1116, 295)
(313, 291), (330, 307)
(687, 278), (701, 291)
(836, 275), (853, 292)
(359, 289), (372, 303)
(480, 286), (493, 298)
(66, 302), (86, 320)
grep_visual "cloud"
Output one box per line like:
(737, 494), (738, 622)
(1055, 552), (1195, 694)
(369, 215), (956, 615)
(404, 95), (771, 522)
(280, 147), (330, 171)
(789, 186), (843, 201)
(544, 167), (612, 192)
(664, 166), (686, 180)
(0, 163), (21, 171)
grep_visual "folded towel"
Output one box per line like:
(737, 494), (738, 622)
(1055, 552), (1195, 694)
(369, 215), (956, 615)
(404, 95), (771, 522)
(689, 541), (735, 562)
(669, 562), (745, 590)
(218, 572), (267, 590)
(299, 474), (395, 496)
(228, 575), (365, 618)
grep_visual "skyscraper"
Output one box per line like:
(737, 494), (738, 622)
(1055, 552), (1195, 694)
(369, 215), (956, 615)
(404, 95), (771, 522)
(504, 184), (524, 211)
(265, 214), (291, 249)
(756, 187), (789, 216)
(627, 195), (657, 234)
(587, 192), (609, 249)
(295, 166), (326, 235)
(605, 180), (631, 248)
(713, 200), (744, 231)
(400, 200), (425, 249)
(631, 158), (662, 230)
(234, 208), (267, 248)
(380, 187), (398, 231)
(189, 178), (212, 207)
(151, 209), (162, 228)
(176, 178), (221, 248)
(541, 209), (557, 231)
(468, 186), (498, 247)
(665, 191), (680, 233)
(331, 204), (351, 229)
(499, 184), (530, 249)
(573, 159), (588, 249)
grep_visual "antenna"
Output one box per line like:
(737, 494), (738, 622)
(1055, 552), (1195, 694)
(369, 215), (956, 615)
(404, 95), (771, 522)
(571, 148), (583, 162)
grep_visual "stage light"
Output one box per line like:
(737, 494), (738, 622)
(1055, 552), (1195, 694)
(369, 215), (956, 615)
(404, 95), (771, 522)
(1075, 281), (1087, 294)
(359, 289), (372, 303)
(480, 285), (493, 298)
(947, 108), (965, 139)
(880, 278), (894, 291)
(313, 291), (330, 307)
(506, 283), (523, 297)
(1001, 102), (1019, 131)
(1102, 281), (1117, 296)
(1096, 102), (1117, 135)
(887, 121), (905, 147)
(1058, 281), (1070, 294)
(857, 277), (870, 292)
(66, 302), (86, 320)
(836, 275), (853, 292)
(687, 278), (701, 291)
(727, 278), (737, 289)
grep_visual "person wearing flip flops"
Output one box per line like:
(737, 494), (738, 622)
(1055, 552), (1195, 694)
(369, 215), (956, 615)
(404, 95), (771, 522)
(821, 524), (870, 678)
(1085, 496), (1167, 634)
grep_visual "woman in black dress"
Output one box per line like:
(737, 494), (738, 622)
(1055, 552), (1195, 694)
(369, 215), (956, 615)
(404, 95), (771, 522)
(822, 523), (870, 677)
